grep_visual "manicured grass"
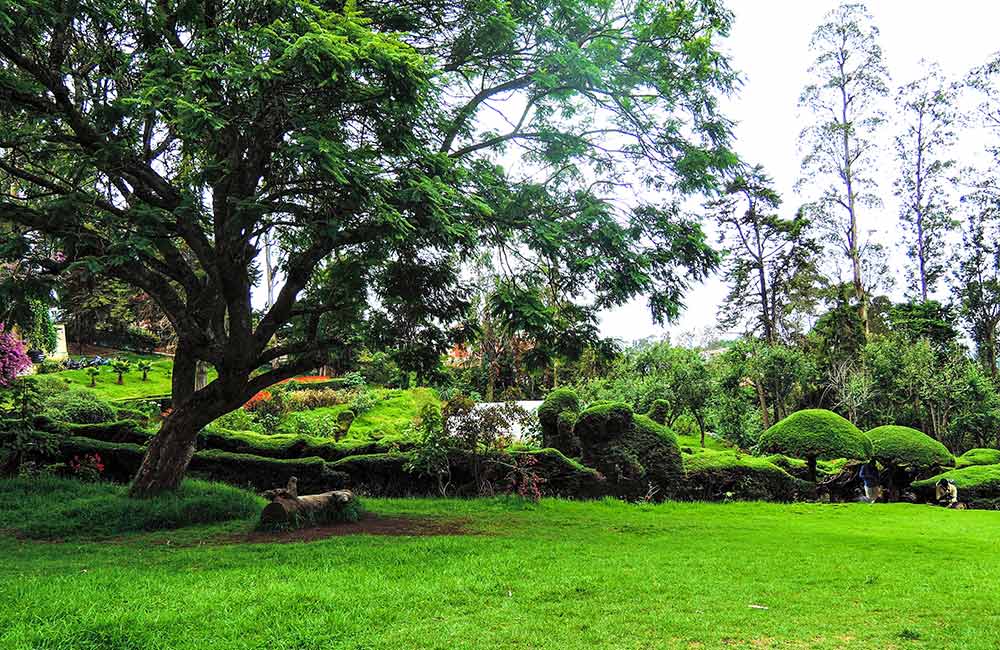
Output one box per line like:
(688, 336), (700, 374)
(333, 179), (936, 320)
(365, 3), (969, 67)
(280, 387), (439, 440)
(2, 498), (999, 649)
(33, 354), (198, 401)
(0, 476), (263, 539)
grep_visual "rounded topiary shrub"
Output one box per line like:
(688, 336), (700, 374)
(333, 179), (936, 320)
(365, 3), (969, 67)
(574, 401), (634, 443)
(537, 388), (581, 451)
(956, 448), (1000, 469)
(570, 403), (682, 500)
(867, 425), (954, 472)
(757, 409), (871, 481)
(912, 464), (1000, 508)
(647, 399), (670, 425)
(681, 450), (814, 502)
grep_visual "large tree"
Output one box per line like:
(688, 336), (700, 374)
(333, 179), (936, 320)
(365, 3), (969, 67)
(797, 3), (889, 336)
(894, 62), (958, 301)
(0, 0), (738, 494)
(953, 174), (1000, 377)
(709, 165), (821, 344)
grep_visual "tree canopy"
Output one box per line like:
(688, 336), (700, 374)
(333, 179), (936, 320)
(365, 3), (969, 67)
(0, 0), (739, 493)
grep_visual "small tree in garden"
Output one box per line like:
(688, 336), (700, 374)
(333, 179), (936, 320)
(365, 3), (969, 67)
(757, 409), (872, 482)
(110, 359), (131, 385)
(86, 367), (100, 388)
(137, 360), (153, 382)
(0, 325), (32, 387)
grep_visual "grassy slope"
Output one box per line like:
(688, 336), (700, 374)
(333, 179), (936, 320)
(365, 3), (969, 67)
(280, 387), (439, 440)
(3, 499), (999, 649)
(32, 354), (205, 401)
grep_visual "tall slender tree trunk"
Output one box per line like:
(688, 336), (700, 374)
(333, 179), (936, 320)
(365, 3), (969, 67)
(756, 381), (771, 430)
(841, 81), (869, 337)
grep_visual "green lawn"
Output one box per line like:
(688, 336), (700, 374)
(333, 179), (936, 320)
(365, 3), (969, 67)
(2, 497), (998, 649)
(34, 354), (195, 401)
(280, 387), (439, 440)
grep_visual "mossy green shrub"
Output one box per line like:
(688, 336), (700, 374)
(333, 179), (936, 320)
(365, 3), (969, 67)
(65, 421), (153, 445)
(681, 450), (814, 502)
(757, 409), (872, 481)
(867, 425), (954, 471)
(912, 464), (1000, 508)
(647, 399), (670, 425)
(40, 389), (116, 424)
(537, 388), (581, 452)
(956, 448), (1000, 469)
(513, 448), (605, 498)
(0, 475), (264, 539)
(572, 402), (683, 500)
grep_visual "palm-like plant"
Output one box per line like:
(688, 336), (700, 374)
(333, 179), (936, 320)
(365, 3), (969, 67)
(86, 366), (100, 387)
(110, 359), (131, 385)
(137, 360), (153, 382)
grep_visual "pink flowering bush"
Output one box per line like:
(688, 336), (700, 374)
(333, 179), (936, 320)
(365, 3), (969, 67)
(0, 325), (32, 387)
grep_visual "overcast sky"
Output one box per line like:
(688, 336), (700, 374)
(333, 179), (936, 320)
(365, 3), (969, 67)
(598, 0), (1000, 345)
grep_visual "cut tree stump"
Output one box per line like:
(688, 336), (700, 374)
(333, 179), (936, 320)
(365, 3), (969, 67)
(260, 488), (357, 528)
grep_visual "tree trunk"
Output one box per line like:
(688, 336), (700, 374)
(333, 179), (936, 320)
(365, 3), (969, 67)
(260, 490), (356, 528)
(756, 382), (771, 430)
(171, 342), (197, 409)
(807, 456), (817, 484)
(128, 392), (226, 497)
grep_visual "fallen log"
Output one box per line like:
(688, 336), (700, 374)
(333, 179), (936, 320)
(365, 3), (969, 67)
(260, 488), (358, 528)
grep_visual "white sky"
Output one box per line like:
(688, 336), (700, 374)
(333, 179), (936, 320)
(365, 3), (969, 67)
(598, 0), (1000, 345)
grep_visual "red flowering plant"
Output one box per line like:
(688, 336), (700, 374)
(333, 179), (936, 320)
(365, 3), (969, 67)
(68, 453), (105, 482)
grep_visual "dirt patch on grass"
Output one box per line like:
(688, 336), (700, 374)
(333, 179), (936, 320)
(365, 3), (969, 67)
(228, 514), (476, 544)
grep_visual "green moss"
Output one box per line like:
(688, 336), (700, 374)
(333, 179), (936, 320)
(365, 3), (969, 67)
(912, 464), (1000, 506)
(866, 425), (954, 471)
(538, 388), (581, 449)
(955, 448), (1000, 469)
(198, 426), (401, 461)
(757, 409), (872, 462)
(189, 449), (347, 493)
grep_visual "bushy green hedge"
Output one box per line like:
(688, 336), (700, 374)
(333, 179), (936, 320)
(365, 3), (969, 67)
(197, 426), (410, 461)
(41, 390), (116, 424)
(867, 425), (954, 471)
(956, 448), (1000, 469)
(757, 409), (872, 463)
(912, 464), (1000, 508)
(571, 402), (683, 499)
(538, 388), (580, 451)
(647, 399), (670, 425)
(681, 450), (814, 502)
(0, 475), (263, 539)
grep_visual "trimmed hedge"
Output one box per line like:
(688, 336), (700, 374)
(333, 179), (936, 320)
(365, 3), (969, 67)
(956, 448), (1000, 469)
(537, 388), (581, 451)
(647, 399), (670, 425)
(681, 450), (814, 502)
(197, 426), (413, 461)
(912, 464), (1000, 508)
(867, 425), (954, 471)
(188, 449), (349, 494)
(757, 409), (872, 464)
(573, 402), (683, 500)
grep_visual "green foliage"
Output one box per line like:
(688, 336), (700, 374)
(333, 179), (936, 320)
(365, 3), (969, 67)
(866, 425), (954, 471)
(757, 409), (872, 462)
(109, 359), (132, 385)
(0, 476), (262, 539)
(956, 448), (1000, 469)
(212, 409), (265, 434)
(348, 389), (378, 416)
(646, 399), (670, 425)
(41, 390), (116, 424)
(574, 402), (635, 443)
